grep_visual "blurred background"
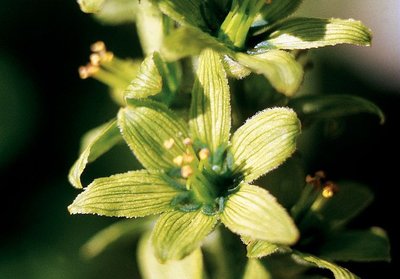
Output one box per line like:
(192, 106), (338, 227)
(0, 0), (398, 278)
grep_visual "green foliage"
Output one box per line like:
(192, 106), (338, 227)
(230, 107), (300, 181)
(292, 251), (359, 279)
(68, 0), (391, 278)
(254, 17), (372, 51)
(69, 119), (121, 189)
(138, 232), (205, 279)
(152, 210), (218, 261)
(221, 183), (298, 244)
(189, 48), (231, 153)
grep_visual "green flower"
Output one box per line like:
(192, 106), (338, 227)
(152, 0), (371, 96)
(77, 0), (372, 97)
(68, 48), (301, 262)
(241, 172), (391, 279)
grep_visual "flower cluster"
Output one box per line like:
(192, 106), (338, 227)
(69, 0), (390, 278)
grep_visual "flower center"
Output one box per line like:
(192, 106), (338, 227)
(166, 137), (242, 215)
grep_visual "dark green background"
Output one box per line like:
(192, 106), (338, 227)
(0, 0), (398, 278)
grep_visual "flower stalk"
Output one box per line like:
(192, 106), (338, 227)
(218, 0), (266, 49)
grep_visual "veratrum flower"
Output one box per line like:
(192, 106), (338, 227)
(68, 49), (301, 262)
(153, 0), (372, 96)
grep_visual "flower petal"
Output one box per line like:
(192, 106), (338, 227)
(242, 259), (272, 279)
(152, 210), (218, 262)
(235, 51), (303, 96)
(230, 107), (301, 182)
(258, 156), (306, 209)
(161, 26), (229, 61)
(222, 55), (251, 79)
(68, 119), (122, 188)
(136, 0), (165, 55)
(292, 251), (360, 279)
(318, 227), (391, 263)
(260, 0), (303, 25)
(318, 181), (374, 228)
(189, 48), (231, 152)
(124, 53), (162, 99)
(81, 218), (151, 259)
(221, 184), (299, 245)
(77, 0), (105, 13)
(68, 170), (183, 217)
(94, 0), (139, 25)
(256, 17), (372, 51)
(154, 0), (208, 30)
(289, 94), (385, 125)
(118, 99), (189, 170)
(138, 232), (204, 279)
(244, 239), (281, 259)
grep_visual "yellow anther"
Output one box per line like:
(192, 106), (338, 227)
(181, 165), (193, 178)
(163, 138), (175, 149)
(322, 187), (334, 198)
(198, 148), (210, 160)
(87, 64), (99, 75)
(91, 41), (106, 53)
(78, 64), (99, 79)
(183, 138), (193, 146)
(183, 154), (194, 164)
(306, 170), (326, 188)
(90, 53), (101, 66)
(173, 155), (184, 166)
(101, 51), (114, 63)
(78, 66), (90, 79)
(315, 170), (326, 179)
(322, 182), (338, 198)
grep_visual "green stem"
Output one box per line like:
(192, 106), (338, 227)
(218, 0), (265, 49)
(203, 229), (232, 279)
(291, 183), (319, 222)
(297, 194), (330, 232)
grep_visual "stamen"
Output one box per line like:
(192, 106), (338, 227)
(183, 138), (193, 146)
(163, 138), (175, 149)
(198, 148), (210, 160)
(101, 51), (114, 63)
(181, 165), (193, 178)
(306, 170), (326, 188)
(90, 53), (101, 66)
(78, 64), (99, 79)
(183, 154), (194, 164)
(173, 155), (184, 166)
(322, 182), (338, 198)
(78, 66), (90, 79)
(91, 41), (106, 53)
(315, 170), (326, 179)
